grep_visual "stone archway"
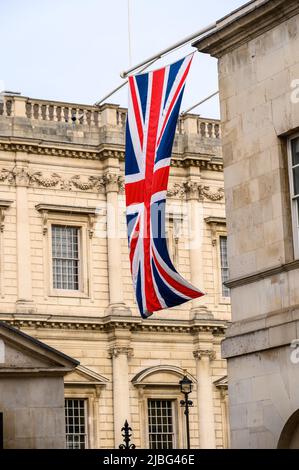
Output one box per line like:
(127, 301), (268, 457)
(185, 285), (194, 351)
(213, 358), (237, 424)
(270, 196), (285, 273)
(277, 410), (299, 449)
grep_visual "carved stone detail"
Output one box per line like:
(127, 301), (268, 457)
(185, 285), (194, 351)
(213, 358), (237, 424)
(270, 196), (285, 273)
(69, 175), (105, 192)
(30, 172), (62, 188)
(0, 168), (15, 184)
(193, 349), (216, 361)
(0, 168), (108, 193)
(102, 173), (124, 193)
(167, 181), (225, 202)
(200, 186), (224, 201)
(167, 183), (186, 199)
(108, 346), (134, 358)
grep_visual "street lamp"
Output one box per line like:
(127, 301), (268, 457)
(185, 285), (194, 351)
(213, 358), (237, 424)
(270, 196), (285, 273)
(179, 374), (193, 449)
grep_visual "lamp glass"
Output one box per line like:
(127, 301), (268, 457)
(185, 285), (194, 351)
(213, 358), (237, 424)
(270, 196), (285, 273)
(180, 375), (192, 394)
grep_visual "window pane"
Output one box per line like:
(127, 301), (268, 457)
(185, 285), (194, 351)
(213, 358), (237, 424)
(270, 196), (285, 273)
(291, 138), (299, 166)
(52, 226), (80, 290)
(148, 400), (174, 449)
(293, 166), (299, 196)
(65, 399), (87, 449)
(220, 236), (230, 297)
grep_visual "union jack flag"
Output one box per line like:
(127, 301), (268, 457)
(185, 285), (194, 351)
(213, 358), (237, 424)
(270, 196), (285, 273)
(125, 54), (204, 318)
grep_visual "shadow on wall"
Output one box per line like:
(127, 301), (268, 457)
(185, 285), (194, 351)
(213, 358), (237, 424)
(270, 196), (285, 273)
(277, 409), (299, 449)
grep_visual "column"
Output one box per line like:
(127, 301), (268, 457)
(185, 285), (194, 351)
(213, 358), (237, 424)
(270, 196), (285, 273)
(186, 180), (211, 318)
(193, 348), (216, 448)
(109, 344), (133, 447)
(104, 173), (129, 314)
(15, 164), (35, 313)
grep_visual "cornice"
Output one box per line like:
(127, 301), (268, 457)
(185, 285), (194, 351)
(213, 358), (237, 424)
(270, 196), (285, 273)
(193, 0), (299, 58)
(0, 315), (228, 336)
(0, 139), (223, 171)
(225, 259), (299, 289)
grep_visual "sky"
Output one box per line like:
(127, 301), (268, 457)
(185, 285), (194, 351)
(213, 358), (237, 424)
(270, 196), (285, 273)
(0, 0), (246, 118)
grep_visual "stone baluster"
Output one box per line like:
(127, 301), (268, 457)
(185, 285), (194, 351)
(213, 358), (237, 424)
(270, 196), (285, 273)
(45, 104), (50, 121)
(37, 103), (42, 120)
(53, 105), (58, 122)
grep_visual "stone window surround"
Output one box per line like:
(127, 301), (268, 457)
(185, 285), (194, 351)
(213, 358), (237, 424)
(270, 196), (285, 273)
(0, 200), (13, 299)
(36, 204), (99, 299)
(136, 387), (182, 450)
(205, 217), (229, 304)
(287, 133), (299, 259)
(65, 397), (88, 449)
(64, 365), (108, 450)
(132, 366), (197, 449)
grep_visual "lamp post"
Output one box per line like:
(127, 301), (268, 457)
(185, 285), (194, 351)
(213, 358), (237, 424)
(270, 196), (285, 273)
(179, 374), (193, 449)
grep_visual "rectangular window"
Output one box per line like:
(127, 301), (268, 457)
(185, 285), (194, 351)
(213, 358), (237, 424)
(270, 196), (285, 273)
(148, 399), (175, 449)
(220, 236), (230, 297)
(52, 225), (80, 290)
(65, 398), (87, 449)
(289, 136), (299, 258)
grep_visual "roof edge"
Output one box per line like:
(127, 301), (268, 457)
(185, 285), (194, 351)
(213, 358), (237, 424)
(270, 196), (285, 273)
(193, 0), (299, 58)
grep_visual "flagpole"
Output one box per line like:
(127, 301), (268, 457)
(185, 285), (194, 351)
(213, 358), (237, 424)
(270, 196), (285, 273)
(180, 91), (219, 115)
(94, 58), (159, 106)
(120, 22), (217, 78)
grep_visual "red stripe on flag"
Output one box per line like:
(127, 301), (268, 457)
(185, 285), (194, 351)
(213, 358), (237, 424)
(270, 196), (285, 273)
(157, 57), (193, 147)
(129, 220), (140, 274)
(152, 250), (203, 299)
(129, 77), (144, 150)
(143, 68), (166, 313)
(152, 166), (170, 195)
(125, 180), (145, 206)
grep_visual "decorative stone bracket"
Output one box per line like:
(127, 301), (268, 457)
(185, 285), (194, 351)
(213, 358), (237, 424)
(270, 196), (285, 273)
(205, 216), (226, 246)
(193, 349), (216, 361)
(108, 346), (134, 358)
(0, 200), (13, 232)
(35, 203), (102, 237)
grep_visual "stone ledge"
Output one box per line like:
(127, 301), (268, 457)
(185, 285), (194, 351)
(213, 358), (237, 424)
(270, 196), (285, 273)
(193, 0), (299, 58)
(222, 316), (299, 358)
(225, 259), (299, 289)
(0, 313), (228, 336)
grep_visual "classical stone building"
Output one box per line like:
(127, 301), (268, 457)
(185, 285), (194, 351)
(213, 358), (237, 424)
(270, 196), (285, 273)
(195, 0), (299, 449)
(0, 321), (78, 449)
(0, 91), (229, 448)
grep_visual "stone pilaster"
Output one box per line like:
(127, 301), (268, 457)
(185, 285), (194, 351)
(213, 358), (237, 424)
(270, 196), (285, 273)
(108, 343), (133, 447)
(14, 163), (35, 313)
(193, 347), (216, 448)
(185, 180), (212, 318)
(104, 173), (129, 315)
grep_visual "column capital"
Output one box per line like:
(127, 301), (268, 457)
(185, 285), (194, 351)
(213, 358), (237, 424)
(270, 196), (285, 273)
(108, 346), (134, 358)
(193, 349), (215, 361)
(103, 173), (124, 193)
(184, 180), (202, 201)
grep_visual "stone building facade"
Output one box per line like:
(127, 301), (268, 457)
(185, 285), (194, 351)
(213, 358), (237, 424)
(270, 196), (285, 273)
(0, 91), (229, 448)
(0, 321), (78, 449)
(195, 0), (299, 449)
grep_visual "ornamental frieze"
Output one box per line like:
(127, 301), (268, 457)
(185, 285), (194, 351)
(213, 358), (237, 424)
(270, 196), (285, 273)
(167, 181), (224, 201)
(0, 168), (118, 193)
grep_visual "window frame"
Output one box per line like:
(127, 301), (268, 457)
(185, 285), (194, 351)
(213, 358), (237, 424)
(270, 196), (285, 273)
(219, 235), (230, 299)
(287, 134), (299, 259)
(47, 218), (90, 298)
(52, 224), (81, 292)
(147, 398), (177, 450)
(64, 397), (89, 450)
